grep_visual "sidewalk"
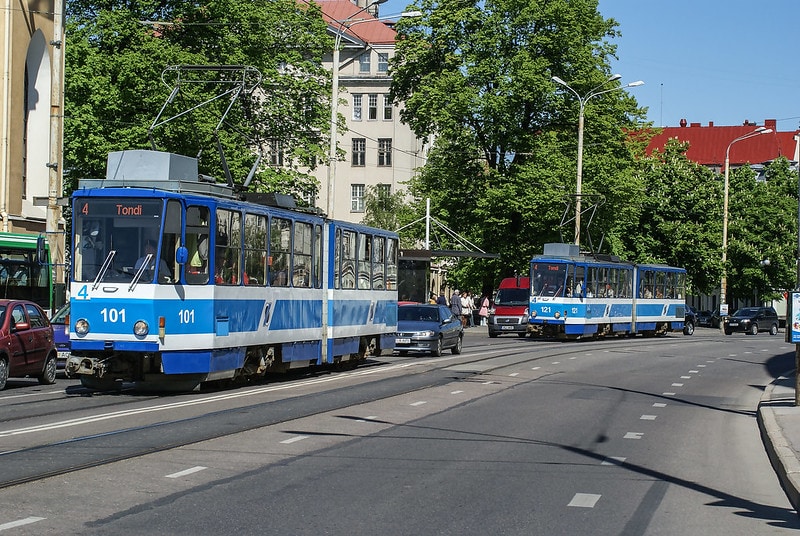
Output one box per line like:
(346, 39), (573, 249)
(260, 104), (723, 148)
(758, 372), (800, 512)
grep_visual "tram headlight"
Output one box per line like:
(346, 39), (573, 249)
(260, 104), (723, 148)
(531, 310), (537, 318)
(74, 319), (89, 335)
(554, 311), (560, 319)
(133, 320), (149, 337)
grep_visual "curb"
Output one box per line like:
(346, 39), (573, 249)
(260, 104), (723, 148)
(757, 375), (800, 513)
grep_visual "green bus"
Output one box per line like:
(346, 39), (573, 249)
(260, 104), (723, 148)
(0, 232), (54, 314)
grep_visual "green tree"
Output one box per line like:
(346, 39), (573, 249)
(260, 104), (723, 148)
(726, 157), (798, 306)
(64, 0), (331, 201)
(628, 138), (723, 295)
(361, 186), (417, 248)
(390, 0), (645, 287)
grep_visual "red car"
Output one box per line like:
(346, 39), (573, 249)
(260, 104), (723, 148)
(0, 300), (57, 390)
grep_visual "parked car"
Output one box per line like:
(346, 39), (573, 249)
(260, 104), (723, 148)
(684, 305), (697, 335)
(488, 277), (530, 338)
(695, 309), (714, 328)
(394, 303), (463, 356)
(0, 299), (57, 390)
(723, 306), (780, 336)
(50, 303), (72, 377)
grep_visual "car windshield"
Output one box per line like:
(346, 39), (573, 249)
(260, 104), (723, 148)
(398, 306), (439, 322)
(51, 303), (69, 324)
(734, 308), (759, 316)
(494, 288), (529, 306)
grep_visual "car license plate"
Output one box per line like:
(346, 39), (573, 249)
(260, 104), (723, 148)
(501, 326), (514, 330)
(728, 322), (738, 327)
(395, 338), (411, 344)
(58, 351), (70, 360)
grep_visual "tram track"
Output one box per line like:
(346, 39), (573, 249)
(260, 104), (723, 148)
(0, 332), (698, 489)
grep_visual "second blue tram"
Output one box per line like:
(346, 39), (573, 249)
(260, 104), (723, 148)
(527, 243), (687, 339)
(66, 150), (399, 390)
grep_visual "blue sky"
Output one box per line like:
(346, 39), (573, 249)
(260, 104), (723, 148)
(379, 0), (800, 131)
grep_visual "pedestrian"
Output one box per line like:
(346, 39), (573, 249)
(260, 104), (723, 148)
(436, 291), (448, 306)
(461, 290), (474, 328)
(429, 292), (437, 304)
(479, 294), (490, 326)
(450, 289), (462, 319)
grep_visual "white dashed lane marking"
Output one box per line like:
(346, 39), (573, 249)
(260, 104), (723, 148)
(0, 517), (45, 531)
(624, 432), (644, 440)
(653, 403), (666, 408)
(640, 415), (657, 420)
(165, 466), (207, 479)
(601, 456), (626, 466)
(280, 435), (309, 444)
(410, 401), (427, 407)
(568, 493), (601, 508)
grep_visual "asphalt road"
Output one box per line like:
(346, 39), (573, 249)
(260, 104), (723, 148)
(0, 328), (797, 535)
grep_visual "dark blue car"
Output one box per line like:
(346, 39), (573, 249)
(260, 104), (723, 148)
(394, 303), (463, 356)
(50, 303), (72, 376)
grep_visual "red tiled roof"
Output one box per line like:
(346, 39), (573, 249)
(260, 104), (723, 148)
(316, 0), (397, 45)
(645, 119), (800, 166)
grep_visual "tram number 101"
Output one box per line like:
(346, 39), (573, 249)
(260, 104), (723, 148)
(178, 309), (195, 323)
(100, 308), (126, 323)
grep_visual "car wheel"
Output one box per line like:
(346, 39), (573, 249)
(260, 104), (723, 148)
(724, 329), (732, 335)
(749, 323), (759, 336)
(488, 331), (498, 338)
(683, 321), (695, 336)
(452, 334), (463, 355)
(432, 336), (443, 357)
(770, 324), (778, 336)
(38, 353), (57, 385)
(0, 357), (7, 390)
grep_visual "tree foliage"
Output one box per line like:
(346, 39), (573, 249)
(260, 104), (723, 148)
(390, 0), (645, 290)
(64, 0), (332, 201)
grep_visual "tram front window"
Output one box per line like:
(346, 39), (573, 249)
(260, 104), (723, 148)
(531, 263), (567, 297)
(73, 198), (166, 283)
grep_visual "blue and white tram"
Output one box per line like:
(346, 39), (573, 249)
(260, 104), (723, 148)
(527, 243), (687, 339)
(66, 150), (398, 390)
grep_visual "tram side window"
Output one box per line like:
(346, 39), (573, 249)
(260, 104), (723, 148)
(185, 206), (210, 285)
(341, 230), (357, 289)
(640, 270), (655, 298)
(357, 234), (371, 289)
(675, 273), (685, 299)
(269, 217), (291, 287)
(313, 224), (322, 288)
(294, 221), (312, 287)
(372, 236), (385, 290)
(244, 213), (267, 286)
(386, 238), (398, 290)
(333, 228), (341, 290)
(585, 267), (597, 297)
(655, 271), (666, 299)
(215, 209), (241, 285)
(573, 266), (585, 297)
(158, 200), (181, 284)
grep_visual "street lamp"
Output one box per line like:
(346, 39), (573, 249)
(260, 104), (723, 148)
(551, 74), (644, 246)
(719, 126), (773, 331)
(326, 0), (389, 219)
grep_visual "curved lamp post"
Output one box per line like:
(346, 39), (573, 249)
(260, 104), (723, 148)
(551, 74), (644, 247)
(719, 126), (773, 331)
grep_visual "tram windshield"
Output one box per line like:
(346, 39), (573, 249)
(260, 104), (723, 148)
(531, 262), (567, 297)
(73, 198), (177, 284)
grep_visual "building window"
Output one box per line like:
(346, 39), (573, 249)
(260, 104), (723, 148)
(377, 183), (391, 197)
(351, 184), (365, 212)
(368, 94), (378, 120)
(268, 139), (284, 167)
(359, 52), (370, 73)
(352, 94), (362, 121)
(352, 138), (366, 166)
(377, 53), (389, 73)
(378, 138), (392, 167)
(383, 94), (392, 120)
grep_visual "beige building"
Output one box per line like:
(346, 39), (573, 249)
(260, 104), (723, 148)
(315, 0), (426, 224)
(0, 0), (64, 249)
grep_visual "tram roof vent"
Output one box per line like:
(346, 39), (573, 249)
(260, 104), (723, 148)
(543, 243), (579, 257)
(106, 150), (198, 182)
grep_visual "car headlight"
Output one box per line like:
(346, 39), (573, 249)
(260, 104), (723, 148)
(416, 330), (435, 337)
(74, 318), (89, 335)
(133, 320), (149, 337)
